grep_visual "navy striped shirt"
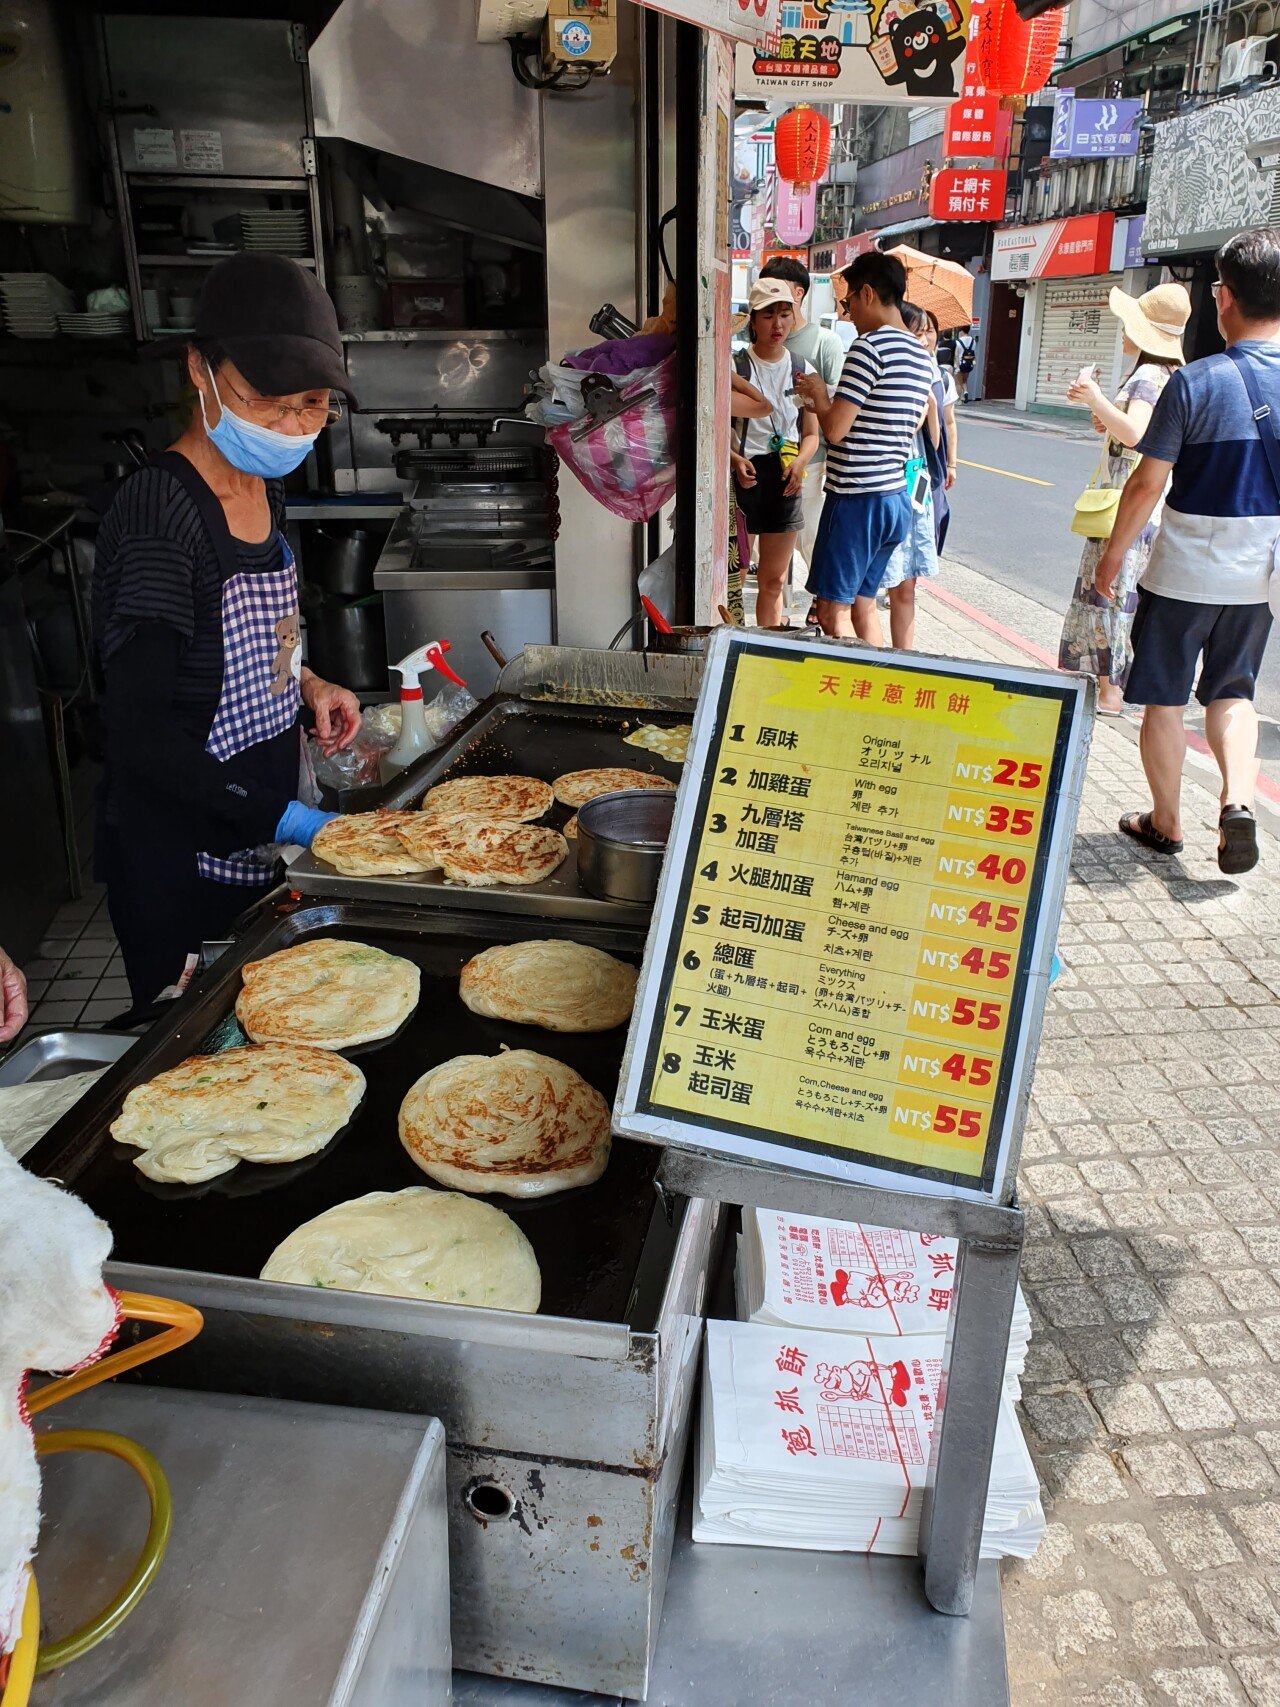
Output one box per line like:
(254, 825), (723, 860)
(825, 327), (934, 497)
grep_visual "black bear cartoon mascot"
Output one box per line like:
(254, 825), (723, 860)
(882, 11), (966, 97)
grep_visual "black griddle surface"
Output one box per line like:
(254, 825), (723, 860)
(42, 909), (665, 1326)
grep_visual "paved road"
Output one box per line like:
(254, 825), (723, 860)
(944, 408), (1280, 785)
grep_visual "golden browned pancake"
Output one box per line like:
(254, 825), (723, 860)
(562, 813), (578, 840)
(312, 811), (435, 877)
(552, 767), (677, 809)
(419, 774), (553, 822)
(399, 1048), (611, 1197)
(236, 938), (420, 1049)
(111, 1044), (365, 1184)
(459, 940), (637, 1032)
(393, 811), (489, 870)
(260, 1188), (540, 1311)
(622, 723), (691, 763)
(433, 820), (567, 888)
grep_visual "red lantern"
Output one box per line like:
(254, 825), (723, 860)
(973, 0), (1063, 96)
(773, 106), (832, 195)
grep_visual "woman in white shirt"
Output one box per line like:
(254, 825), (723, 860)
(730, 279), (819, 628)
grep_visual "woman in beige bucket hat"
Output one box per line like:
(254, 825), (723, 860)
(1059, 280), (1192, 713)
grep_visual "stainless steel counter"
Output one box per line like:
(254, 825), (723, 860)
(31, 1385), (451, 1707)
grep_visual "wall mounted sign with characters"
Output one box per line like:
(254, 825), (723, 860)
(736, 0), (971, 107)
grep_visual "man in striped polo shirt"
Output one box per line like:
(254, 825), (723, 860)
(1097, 228), (1280, 875)
(796, 250), (934, 642)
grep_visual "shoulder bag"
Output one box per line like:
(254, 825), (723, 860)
(1070, 445), (1124, 540)
(1226, 345), (1280, 618)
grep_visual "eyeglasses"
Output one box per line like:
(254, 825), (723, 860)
(218, 371), (343, 430)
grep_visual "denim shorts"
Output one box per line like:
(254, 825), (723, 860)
(808, 489), (913, 605)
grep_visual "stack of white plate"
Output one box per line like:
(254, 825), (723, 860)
(1, 273), (74, 338)
(59, 310), (132, 339)
(239, 210), (309, 256)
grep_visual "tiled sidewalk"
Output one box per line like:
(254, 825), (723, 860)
(916, 585), (1280, 1707)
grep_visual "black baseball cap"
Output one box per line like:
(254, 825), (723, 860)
(163, 253), (357, 406)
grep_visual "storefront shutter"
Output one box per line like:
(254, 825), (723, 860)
(1033, 276), (1124, 408)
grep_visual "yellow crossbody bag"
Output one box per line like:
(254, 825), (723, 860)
(1070, 448), (1122, 540)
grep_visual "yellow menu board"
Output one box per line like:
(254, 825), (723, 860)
(616, 632), (1091, 1204)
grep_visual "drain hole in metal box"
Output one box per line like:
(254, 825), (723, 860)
(466, 1480), (517, 1522)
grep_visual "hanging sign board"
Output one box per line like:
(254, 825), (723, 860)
(636, 0), (785, 45)
(615, 631), (1091, 1205)
(735, 0), (972, 108)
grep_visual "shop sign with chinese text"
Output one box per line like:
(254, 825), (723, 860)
(735, 0), (973, 108)
(1049, 93), (1143, 160)
(929, 167), (1006, 222)
(991, 212), (1115, 281)
(616, 631), (1091, 1205)
(944, 94), (1010, 160)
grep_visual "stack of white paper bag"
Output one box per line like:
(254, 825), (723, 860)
(695, 1318), (1044, 1558)
(735, 1208), (1031, 1398)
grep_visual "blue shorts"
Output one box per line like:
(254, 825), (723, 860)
(808, 489), (913, 605)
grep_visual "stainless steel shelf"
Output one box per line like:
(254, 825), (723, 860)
(137, 254), (316, 268)
(128, 174), (310, 191)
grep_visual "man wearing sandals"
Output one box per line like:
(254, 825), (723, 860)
(1097, 229), (1280, 875)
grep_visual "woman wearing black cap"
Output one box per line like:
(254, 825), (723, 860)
(92, 253), (362, 1008)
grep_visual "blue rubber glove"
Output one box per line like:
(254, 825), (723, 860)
(275, 800), (336, 849)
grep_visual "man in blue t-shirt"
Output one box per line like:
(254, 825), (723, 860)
(1097, 228), (1280, 875)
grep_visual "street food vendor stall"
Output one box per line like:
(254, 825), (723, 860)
(0, 3), (1064, 1704)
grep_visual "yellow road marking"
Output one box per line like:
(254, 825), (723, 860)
(957, 458), (1053, 487)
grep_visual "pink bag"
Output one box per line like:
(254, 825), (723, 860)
(547, 354), (677, 524)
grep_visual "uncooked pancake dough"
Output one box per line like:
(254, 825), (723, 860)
(460, 940), (637, 1032)
(399, 1048), (611, 1197)
(111, 1044), (365, 1184)
(311, 812), (434, 877)
(236, 938), (420, 1049)
(552, 767), (677, 809)
(260, 1187), (540, 1312)
(418, 774), (553, 823)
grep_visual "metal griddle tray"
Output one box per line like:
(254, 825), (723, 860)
(25, 900), (683, 1340)
(291, 694), (692, 922)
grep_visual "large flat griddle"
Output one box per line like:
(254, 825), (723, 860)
(292, 695), (692, 921)
(27, 901), (678, 1330)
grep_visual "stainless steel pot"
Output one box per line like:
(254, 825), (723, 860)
(576, 789), (676, 906)
(305, 525), (384, 598)
(303, 592), (387, 692)
(646, 624), (714, 656)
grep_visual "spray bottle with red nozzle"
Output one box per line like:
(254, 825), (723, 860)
(381, 639), (466, 780)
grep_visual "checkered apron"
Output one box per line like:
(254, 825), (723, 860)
(197, 537), (301, 886)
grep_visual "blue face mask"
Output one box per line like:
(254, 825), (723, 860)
(200, 370), (322, 478)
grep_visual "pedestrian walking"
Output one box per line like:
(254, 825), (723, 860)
(922, 307), (958, 552)
(1096, 228), (1280, 875)
(796, 251), (934, 642)
(1059, 281), (1190, 715)
(759, 256), (845, 587)
(954, 326), (976, 401)
(730, 279), (820, 630)
(879, 303), (943, 651)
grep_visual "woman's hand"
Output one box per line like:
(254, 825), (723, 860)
(300, 669), (361, 755)
(945, 465), (957, 491)
(731, 453), (757, 489)
(0, 945), (28, 1043)
(1067, 377), (1104, 411)
(1091, 412), (1106, 434)
(783, 457), (808, 497)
